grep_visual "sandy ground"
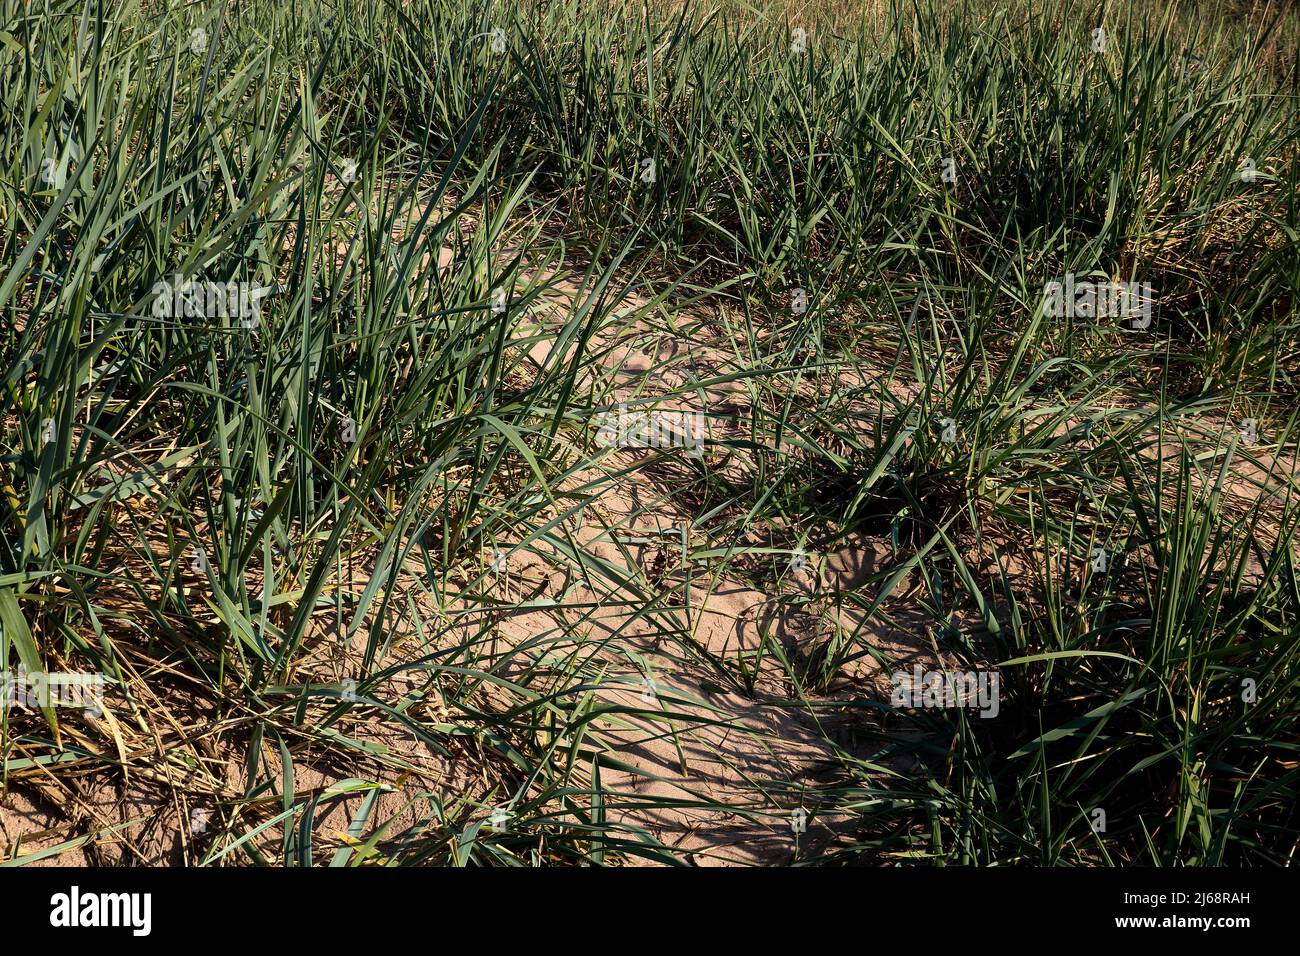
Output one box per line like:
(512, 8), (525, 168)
(5, 245), (1293, 866)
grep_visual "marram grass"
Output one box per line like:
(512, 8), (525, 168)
(0, 0), (1297, 865)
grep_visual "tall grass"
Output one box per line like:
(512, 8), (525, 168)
(2, 0), (1297, 865)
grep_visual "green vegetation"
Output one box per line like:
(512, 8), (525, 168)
(1, 0), (1297, 866)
